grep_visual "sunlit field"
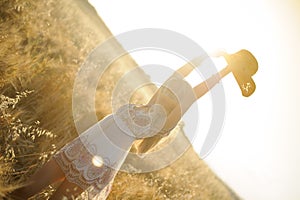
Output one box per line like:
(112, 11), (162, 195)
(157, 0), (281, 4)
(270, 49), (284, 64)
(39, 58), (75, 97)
(88, 0), (300, 199)
(0, 0), (239, 199)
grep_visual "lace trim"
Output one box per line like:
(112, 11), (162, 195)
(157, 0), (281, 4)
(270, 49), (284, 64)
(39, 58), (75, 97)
(53, 136), (116, 198)
(114, 104), (168, 139)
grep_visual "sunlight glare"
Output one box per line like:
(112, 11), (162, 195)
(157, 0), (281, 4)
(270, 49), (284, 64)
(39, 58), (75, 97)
(92, 155), (104, 168)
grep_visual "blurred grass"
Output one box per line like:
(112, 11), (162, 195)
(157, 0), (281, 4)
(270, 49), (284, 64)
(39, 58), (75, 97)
(0, 0), (239, 199)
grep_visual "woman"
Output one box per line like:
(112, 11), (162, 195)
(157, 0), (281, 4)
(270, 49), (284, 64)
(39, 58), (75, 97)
(11, 49), (258, 199)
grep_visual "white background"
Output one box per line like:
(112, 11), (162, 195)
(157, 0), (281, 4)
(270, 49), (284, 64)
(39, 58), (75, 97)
(89, 0), (300, 199)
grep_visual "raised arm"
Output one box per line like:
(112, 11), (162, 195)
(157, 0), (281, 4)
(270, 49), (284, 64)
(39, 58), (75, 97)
(137, 49), (258, 154)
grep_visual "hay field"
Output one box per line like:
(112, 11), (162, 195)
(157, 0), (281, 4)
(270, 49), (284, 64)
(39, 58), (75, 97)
(0, 0), (239, 199)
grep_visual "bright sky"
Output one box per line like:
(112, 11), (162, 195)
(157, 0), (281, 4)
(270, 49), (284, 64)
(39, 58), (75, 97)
(89, 1), (300, 199)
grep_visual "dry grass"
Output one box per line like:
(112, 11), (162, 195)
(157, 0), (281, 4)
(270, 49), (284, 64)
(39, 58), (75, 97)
(0, 0), (239, 199)
(0, 91), (57, 199)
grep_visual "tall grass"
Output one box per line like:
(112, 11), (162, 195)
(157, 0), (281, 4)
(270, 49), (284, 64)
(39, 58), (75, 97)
(0, 91), (56, 198)
(0, 0), (239, 199)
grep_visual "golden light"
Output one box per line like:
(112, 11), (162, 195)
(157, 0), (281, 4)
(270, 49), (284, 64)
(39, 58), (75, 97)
(92, 155), (104, 168)
(88, 1), (300, 199)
